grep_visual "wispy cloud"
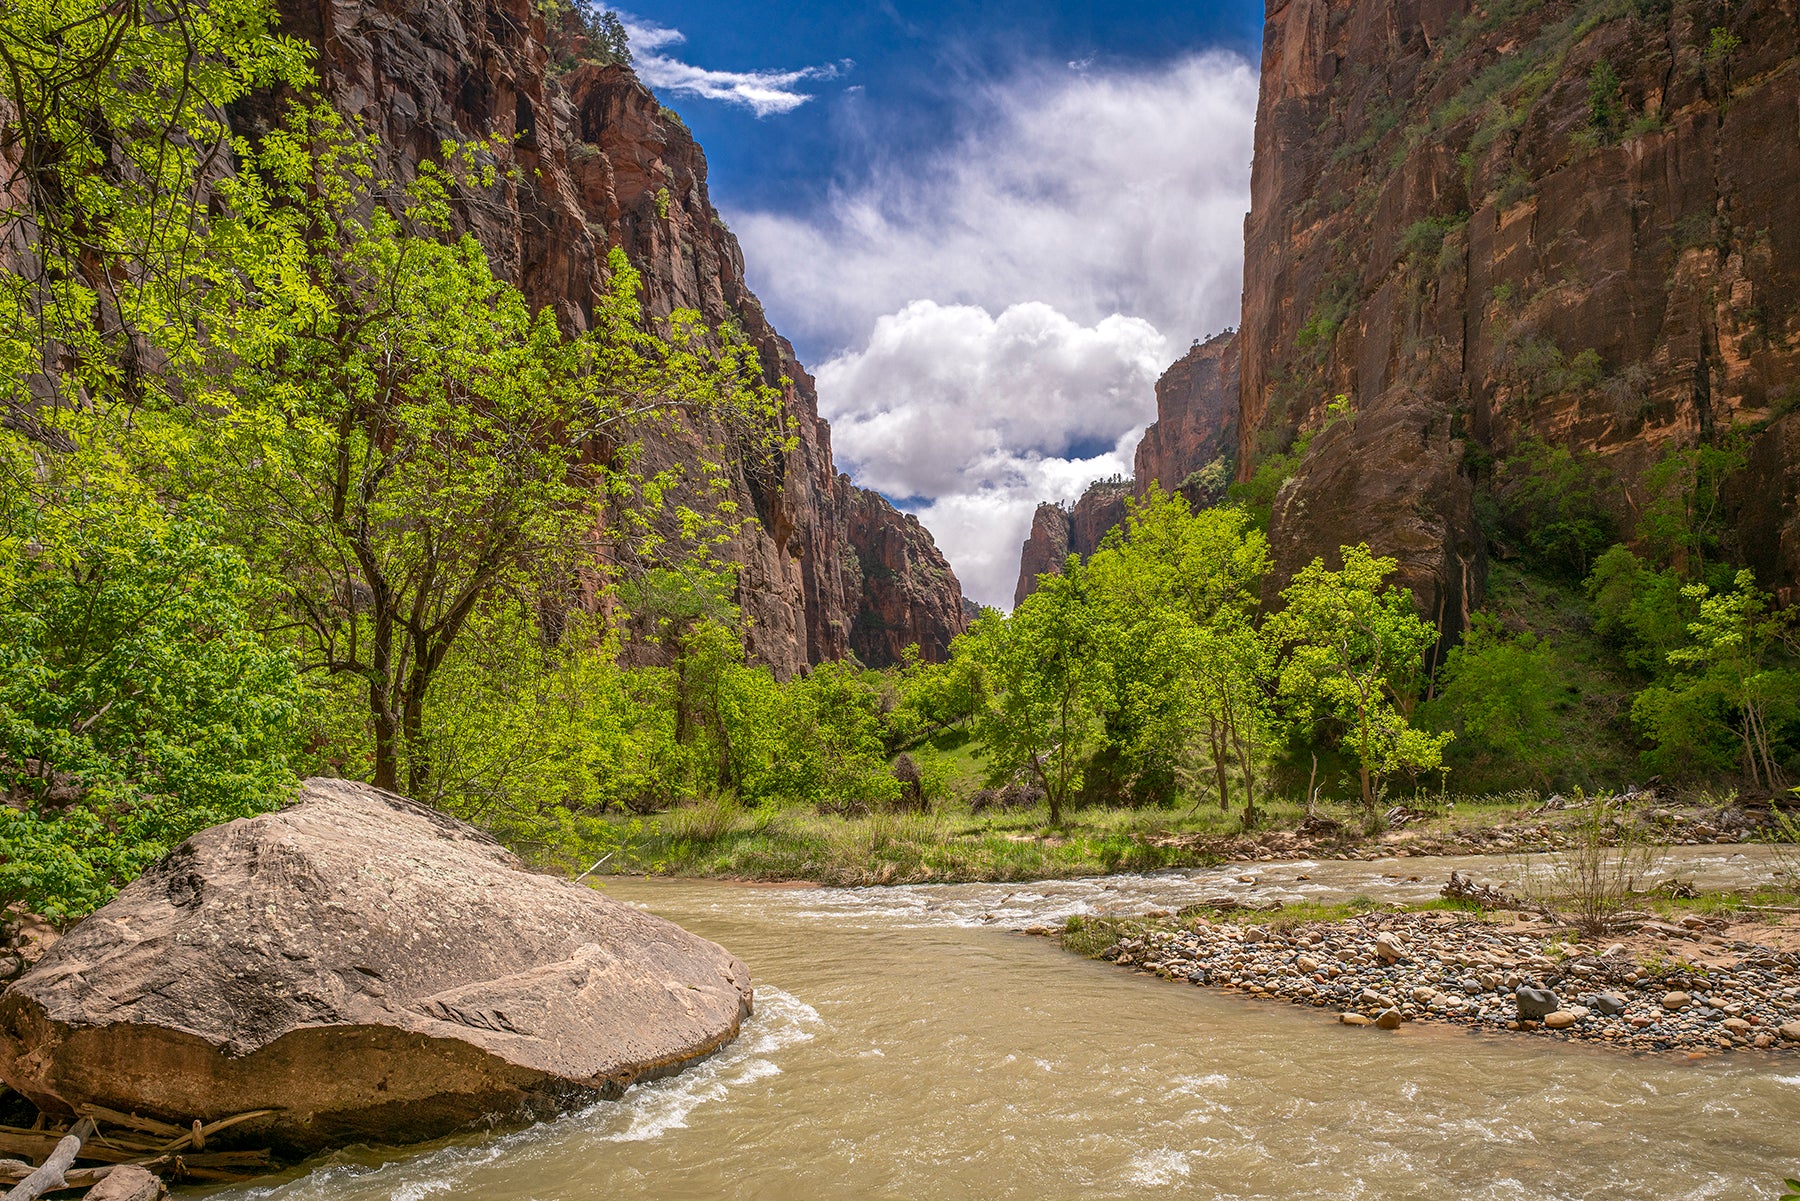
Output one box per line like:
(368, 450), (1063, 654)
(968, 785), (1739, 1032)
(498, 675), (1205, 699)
(620, 16), (846, 117)
(732, 53), (1258, 607)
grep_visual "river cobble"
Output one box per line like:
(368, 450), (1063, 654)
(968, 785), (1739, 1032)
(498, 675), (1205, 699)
(1098, 911), (1800, 1052)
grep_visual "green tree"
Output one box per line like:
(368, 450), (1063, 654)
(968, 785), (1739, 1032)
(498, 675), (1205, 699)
(1635, 570), (1798, 789)
(1637, 439), (1747, 578)
(1084, 489), (1272, 821)
(1266, 544), (1450, 818)
(1586, 545), (1690, 674)
(961, 562), (1112, 825)
(1494, 439), (1616, 577)
(1426, 613), (1566, 787)
(0, 454), (301, 924)
(1, 0), (308, 438)
(180, 107), (781, 797)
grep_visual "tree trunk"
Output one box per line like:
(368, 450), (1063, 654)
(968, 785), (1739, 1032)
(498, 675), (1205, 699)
(1231, 722), (1256, 829)
(402, 671), (430, 800)
(1358, 708), (1374, 817)
(1208, 718), (1229, 812)
(371, 686), (399, 793)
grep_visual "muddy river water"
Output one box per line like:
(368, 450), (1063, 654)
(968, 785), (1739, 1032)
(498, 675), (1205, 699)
(216, 847), (1800, 1200)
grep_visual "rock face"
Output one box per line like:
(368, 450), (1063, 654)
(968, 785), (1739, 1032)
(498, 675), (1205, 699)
(1012, 479), (1132, 606)
(1237, 0), (1800, 613)
(244, 0), (966, 667)
(0, 780), (753, 1154)
(1134, 331), (1242, 504)
(834, 478), (968, 663)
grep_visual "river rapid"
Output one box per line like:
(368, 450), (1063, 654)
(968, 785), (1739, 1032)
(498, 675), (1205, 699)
(214, 848), (1800, 1201)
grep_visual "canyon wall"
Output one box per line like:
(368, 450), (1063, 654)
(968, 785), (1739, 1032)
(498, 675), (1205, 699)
(1135, 331), (1243, 504)
(1012, 333), (1241, 605)
(1239, 0), (1800, 617)
(250, 0), (966, 669)
(1013, 480), (1132, 606)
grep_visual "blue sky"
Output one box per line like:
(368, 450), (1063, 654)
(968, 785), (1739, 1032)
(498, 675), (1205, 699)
(620, 2), (1266, 606)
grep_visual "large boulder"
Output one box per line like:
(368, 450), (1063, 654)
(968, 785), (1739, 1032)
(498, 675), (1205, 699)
(0, 779), (752, 1154)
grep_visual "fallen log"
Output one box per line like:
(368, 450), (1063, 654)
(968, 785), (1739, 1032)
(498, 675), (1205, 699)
(0, 1134), (136, 1167)
(1, 1117), (95, 1201)
(71, 1112), (180, 1142)
(153, 1110), (276, 1153)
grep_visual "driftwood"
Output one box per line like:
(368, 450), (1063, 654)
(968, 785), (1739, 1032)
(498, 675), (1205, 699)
(1, 1117), (95, 1201)
(1442, 870), (1527, 911)
(81, 1166), (162, 1201)
(0, 1163), (128, 1189)
(0, 1107), (279, 1191)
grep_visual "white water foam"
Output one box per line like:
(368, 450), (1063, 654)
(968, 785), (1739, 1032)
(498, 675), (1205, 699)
(218, 986), (821, 1201)
(1123, 1149), (1192, 1187)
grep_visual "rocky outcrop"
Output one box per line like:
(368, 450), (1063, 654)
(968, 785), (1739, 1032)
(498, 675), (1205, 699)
(1134, 331), (1242, 505)
(0, 779), (752, 1154)
(1013, 504), (1071, 608)
(245, 0), (965, 667)
(1237, 0), (1800, 613)
(834, 479), (967, 663)
(1012, 479), (1132, 606)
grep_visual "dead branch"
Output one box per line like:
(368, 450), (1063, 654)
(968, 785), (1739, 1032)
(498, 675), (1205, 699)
(2, 1116), (95, 1201)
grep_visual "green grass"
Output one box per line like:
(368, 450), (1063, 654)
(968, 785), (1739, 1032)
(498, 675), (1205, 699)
(600, 799), (1241, 885)
(592, 789), (1575, 887)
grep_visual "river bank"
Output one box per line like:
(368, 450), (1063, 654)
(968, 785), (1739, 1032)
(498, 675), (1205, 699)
(596, 789), (1784, 887)
(1065, 899), (1800, 1053)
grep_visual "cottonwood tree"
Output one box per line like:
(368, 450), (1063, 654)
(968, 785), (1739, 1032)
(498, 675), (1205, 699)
(1266, 544), (1449, 820)
(1, 0), (308, 437)
(1084, 490), (1272, 823)
(1635, 569), (1797, 791)
(183, 107), (783, 797)
(963, 561), (1112, 825)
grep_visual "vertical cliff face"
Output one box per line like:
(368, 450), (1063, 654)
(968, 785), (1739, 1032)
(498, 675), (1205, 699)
(1134, 330), (1242, 504)
(255, 0), (967, 668)
(1013, 504), (1072, 608)
(1012, 479), (1132, 606)
(834, 479), (968, 663)
(1238, 0), (1800, 613)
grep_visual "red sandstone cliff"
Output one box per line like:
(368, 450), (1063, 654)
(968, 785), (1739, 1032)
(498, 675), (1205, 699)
(1135, 331), (1242, 505)
(1013, 479), (1132, 606)
(1011, 331), (1239, 605)
(249, 0), (966, 668)
(1237, 0), (1800, 617)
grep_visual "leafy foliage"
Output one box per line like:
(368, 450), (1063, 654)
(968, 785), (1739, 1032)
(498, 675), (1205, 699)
(179, 106), (782, 797)
(1425, 614), (1566, 786)
(1635, 571), (1798, 789)
(1266, 544), (1450, 815)
(0, 454), (300, 923)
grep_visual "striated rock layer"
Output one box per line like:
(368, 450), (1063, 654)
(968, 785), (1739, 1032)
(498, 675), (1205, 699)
(0, 780), (754, 1154)
(1237, 0), (1800, 617)
(244, 0), (965, 668)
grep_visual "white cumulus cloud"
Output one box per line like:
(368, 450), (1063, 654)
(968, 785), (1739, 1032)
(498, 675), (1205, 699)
(727, 52), (1259, 608)
(814, 301), (1167, 606)
(734, 52), (1258, 354)
(621, 16), (845, 117)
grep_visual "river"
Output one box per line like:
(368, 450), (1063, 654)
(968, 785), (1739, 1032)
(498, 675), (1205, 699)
(212, 848), (1800, 1200)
